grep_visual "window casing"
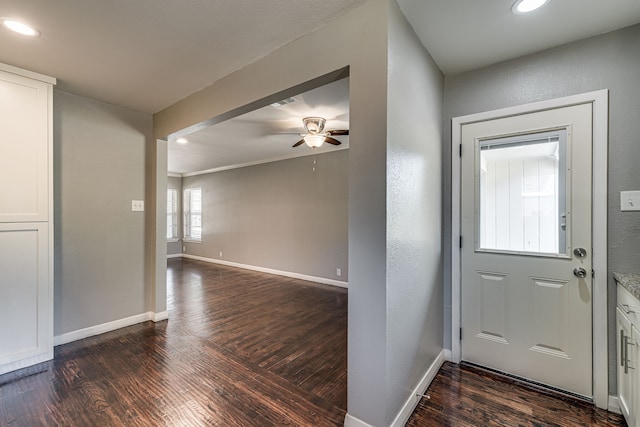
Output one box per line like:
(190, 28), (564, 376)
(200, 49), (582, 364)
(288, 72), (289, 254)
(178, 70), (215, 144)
(167, 189), (178, 240)
(183, 188), (202, 242)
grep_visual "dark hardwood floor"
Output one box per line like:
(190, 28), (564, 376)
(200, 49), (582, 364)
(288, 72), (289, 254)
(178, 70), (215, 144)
(0, 258), (347, 426)
(407, 362), (625, 427)
(0, 258), (626, 426)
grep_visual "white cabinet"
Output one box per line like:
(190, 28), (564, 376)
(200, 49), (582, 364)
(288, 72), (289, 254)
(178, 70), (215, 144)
(617, 283), (640, 427)
(0, 64), (55, 375)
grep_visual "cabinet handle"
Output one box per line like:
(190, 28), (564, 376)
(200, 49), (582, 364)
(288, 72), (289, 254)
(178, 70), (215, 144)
(624, 336), (636, 374)
(624, 335), (629, 374)
(621, 329), (626, 367)
(622, 304), (638, 314)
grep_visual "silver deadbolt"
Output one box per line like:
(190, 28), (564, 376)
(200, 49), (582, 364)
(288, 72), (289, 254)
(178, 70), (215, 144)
(573, 247), (587, 258)
(573, 267), (588, 278)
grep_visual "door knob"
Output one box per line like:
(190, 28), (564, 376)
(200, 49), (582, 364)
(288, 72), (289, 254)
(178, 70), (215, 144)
(573, 267), (588, 278)
(573, 247), (587, 258)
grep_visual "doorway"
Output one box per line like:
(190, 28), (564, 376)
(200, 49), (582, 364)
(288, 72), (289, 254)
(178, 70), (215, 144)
(450, 90), (609, 407)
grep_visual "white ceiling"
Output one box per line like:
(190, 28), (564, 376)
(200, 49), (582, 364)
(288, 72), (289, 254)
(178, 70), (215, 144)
(169, 78), (350, 175)
(397, 0), (640, 75)
(0, 0), (367, 114)
(2, 0), (640, 173)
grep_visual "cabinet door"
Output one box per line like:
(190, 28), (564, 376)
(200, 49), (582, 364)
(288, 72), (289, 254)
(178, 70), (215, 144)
(617, 307), (634, 426)
(0, 70), (51, 222)
(0, 223), (52, 374)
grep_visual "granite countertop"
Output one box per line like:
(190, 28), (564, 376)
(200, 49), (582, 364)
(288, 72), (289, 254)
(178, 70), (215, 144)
(614, 272), (640, 301)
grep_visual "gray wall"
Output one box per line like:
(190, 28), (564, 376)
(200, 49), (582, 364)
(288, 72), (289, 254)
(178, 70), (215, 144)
(154, 1), (391, 424)
(153, 1), (447, 424)
(443, 23), (640, 394)
(385, 1), (444, 422)
(54, 90), (153, 335)
(182, 150), (348, 281)
(167, 175), (182, 256)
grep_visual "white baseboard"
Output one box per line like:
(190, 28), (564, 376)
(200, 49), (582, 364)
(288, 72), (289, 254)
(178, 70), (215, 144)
(343, 414), (376, 427)
(608, 395), (621, 414)
(167, 253), (182, 259)
(390, 350), (446, 427)
(343, 350), (445, 427)
(153, 311), (169, 322)
(0, 351), (54, 376)
(443, 349), (453, 361)
(54, 311), (166, 346)
(182, 253), (348, 288)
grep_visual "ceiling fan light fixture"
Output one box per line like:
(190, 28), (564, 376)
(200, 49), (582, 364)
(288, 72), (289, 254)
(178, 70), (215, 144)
(303, 117), (326, 134)
(512, 0), (550, 14)
(1, 18), (40, 36)
(304, 134), (325, 148)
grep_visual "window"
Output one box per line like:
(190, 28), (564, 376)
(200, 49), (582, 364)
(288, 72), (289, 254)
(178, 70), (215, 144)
(167, 189), (178, 240)
(183, 188), (202, 241)
(477, 129), (568, 256)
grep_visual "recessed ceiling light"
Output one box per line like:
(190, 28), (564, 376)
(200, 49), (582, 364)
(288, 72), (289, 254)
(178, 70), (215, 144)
(512, 0), (550, 14)
(176, 138), (188, 144)
(1, 18), (40, 37)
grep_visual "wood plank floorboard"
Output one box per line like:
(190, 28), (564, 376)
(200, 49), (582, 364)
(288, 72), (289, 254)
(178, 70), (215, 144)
(0, 258), (626, 426)
(0, 258), (347, 426)
(407, 362), (626, 427)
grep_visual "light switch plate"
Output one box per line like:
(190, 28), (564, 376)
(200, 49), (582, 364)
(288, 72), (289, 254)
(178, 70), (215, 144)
(132, 200), (145, 212)
(621, 191), (640, 211)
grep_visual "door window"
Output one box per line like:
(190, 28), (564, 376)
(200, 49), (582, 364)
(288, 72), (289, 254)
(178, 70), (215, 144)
(476, 129), (568, 256)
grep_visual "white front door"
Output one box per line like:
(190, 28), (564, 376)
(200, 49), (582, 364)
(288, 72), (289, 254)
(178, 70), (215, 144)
(460, 103), (593, 397)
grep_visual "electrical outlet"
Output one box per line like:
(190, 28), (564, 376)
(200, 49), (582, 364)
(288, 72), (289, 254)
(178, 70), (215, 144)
(219, 251), (223, 258)
(621, 191), (640, 211)
(131, 200), (144, 211)
(336, 268), (341, 277)
(182, 245), (186, 251)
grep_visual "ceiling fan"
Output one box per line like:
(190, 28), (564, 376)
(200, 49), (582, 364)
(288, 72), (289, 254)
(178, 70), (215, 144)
(292, 117), (349, 148)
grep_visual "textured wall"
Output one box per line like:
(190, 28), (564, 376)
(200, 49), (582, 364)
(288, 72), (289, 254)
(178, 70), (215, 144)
(53, 90), (153, 335)
(385, 0), (444, 423)
(443, 23), (640, 394)
(181, 150), (348, 281)
(154, 1), (391, 424)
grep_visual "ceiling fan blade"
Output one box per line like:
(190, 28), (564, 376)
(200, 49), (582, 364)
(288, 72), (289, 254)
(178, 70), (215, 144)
(324, 137), (342, 146)
(292, 139), (305, 147)
(327, 129), (349, 136)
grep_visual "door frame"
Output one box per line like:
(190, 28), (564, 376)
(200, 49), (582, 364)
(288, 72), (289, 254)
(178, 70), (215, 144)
(450, 90), (609, 409)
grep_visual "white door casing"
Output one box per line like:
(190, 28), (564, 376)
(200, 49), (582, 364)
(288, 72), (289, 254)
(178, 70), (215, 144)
(461, 103), (592, 397)
(450, 90), (609, 408)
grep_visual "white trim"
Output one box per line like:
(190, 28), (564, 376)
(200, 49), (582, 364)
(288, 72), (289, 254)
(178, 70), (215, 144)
(168, 172), (182, 178)
(451, 90), (609, 409)
(0, 62), (56, 85)
(443, 349), (453, 362)
(344, 414), (376, 427)
(0, 353), (53, 376)
(53, 311), (166, 346)
(182, 146), (349, 177)
(152, 311), (169, 322)
(167, 253), (182, 259)
(390, 350), (446, 427)
(182, 253), (348, 288)
(608, 396), (622, 414)
(590, 90), (609, 410)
